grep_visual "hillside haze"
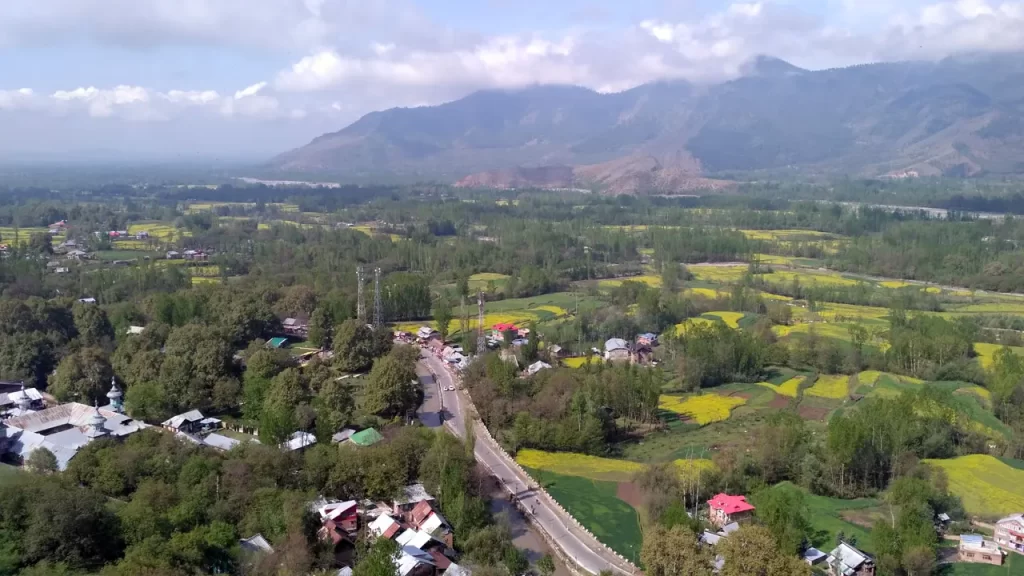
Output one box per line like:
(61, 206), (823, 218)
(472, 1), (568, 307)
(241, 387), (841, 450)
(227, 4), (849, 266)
(272, 53), (1024, 192)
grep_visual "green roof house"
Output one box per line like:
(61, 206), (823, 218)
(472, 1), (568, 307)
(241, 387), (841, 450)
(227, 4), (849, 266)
(349, 428), (384, 447)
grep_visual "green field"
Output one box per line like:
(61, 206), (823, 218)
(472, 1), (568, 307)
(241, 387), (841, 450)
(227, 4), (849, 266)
(0, 226), (52, 245)
(526, 468), (643, 564)
(774, 482), (881, 552)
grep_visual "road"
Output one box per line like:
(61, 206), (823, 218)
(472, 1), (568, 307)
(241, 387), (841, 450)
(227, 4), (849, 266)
(418, 350), (636, 576)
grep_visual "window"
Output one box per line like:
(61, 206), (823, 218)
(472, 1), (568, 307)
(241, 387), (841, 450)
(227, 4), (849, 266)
(983, 555), (992, 561)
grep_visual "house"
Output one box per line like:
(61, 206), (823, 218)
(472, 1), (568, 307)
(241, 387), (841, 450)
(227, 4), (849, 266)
(417, 326), (440, 341)
(201, 433), (241, 451)
(408, 500), (452, 545)
(396, 546), (436, 576)
(604, 338), (630, 362)
(267, 337), (289, 349)
(393, 484), (436, 520)
(491, 323), (518, 340)
(958, 534), (1005, 565)
(66, 249), (91, 261)
(126, 326), (146, 335)
(707, 493), (755, 527)
(240, 534), (274, 554)
(1, 400), (149, 470)
(316, 500), (360, 547)
(369, 513), (402, 540)
(825, 542), (875, 576)
(0, 385), (44, 415)
(348, 428), (384, 447)
(166, 250), (181, 259)
(526, 361), (552, 376)
(135, 231), (150, 240)
(331, 428), (357, 444)
(637, 333), (658, 347)
(162, 410), (222, 435)
(54, 267), (69, 274)
(78, 297), (97, 304)
(281, 431), (317, 452)
(283, 316), (310, 337)
(803, 548), (827, 566)
(995, 514), (1024, 554)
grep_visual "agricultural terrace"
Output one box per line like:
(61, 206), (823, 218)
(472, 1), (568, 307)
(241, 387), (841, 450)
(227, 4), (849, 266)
(0, 226), (53, 245)
(597, 275), (661, 288)
(924, 455), (1024, 518)
(974, 342), (1024, 369)
(702, 311), (744, 328)
(805, 374), (850, 399)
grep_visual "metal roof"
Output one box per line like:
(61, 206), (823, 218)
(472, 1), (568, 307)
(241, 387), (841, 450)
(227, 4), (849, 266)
(162, 410), (205, 430)
(395, 483), (433, 506)
(349, 428), (383, 447)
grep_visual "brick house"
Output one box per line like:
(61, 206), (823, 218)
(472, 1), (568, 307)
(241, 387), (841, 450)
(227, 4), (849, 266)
(707, 493), (755, 528)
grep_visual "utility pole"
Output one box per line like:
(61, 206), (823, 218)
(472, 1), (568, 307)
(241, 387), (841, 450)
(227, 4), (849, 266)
(373, 268), (383, 328)
(356, 266), (365, 322)
(477, 290), (486, 354)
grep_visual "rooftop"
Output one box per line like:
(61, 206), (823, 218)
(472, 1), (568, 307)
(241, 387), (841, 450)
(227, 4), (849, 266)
(349, 427), (383, 447)
(708, 493), (755, 514)
(240, 534), (274, 554)
(161, 409), (206, 429)
(395, 483), (434, 506)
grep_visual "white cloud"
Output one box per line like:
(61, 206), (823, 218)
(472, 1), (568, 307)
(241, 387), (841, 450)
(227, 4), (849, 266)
(234, 82), (268, 100)
(163, 90), (220, 105)
(0, 88), (36, 110)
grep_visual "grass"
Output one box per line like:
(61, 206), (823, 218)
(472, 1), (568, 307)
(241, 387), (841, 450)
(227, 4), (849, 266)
(93, 250), (162, 261)
(940, 554), (1024, 575)
(772, 482), (881, 552)
(526, 468), (643, 564)
(685, 287), (728, 299)
(757, 269), (861, 288)
(702, 311), (745, 328)
(0, 463), (27, 485)
(924, 455), (1024, 519)
(689, 264), (748, 283)
(658, 393), (746, 425)
(127, 222), (187, 241)
(806, 375), (850, 399)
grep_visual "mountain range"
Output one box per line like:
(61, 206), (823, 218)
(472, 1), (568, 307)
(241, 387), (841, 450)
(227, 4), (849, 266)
(271, 53), (1024, 194)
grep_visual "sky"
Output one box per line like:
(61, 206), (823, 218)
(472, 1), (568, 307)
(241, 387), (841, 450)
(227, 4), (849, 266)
(1, 0), (1023, 161)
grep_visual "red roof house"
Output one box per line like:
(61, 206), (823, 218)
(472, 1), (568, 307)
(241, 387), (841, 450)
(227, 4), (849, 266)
(708, 493), (755, 527)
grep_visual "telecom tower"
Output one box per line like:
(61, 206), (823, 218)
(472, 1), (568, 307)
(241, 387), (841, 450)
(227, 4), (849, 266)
(373, 267), (383, 328)
(476, 290), (486, 353)
(356, 266), (365, 321)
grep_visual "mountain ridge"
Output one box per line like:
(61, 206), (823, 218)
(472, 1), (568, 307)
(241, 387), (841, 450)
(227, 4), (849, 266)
(271, 52), (1024, 193)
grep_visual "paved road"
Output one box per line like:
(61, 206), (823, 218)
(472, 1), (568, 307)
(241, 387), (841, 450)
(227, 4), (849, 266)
(418, 350), (635, 576)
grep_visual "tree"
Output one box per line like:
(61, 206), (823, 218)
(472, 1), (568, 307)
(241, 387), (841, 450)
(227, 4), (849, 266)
(26, 448), (58, 474)
(362, 346), (419, 418)
(72, 303), (114, 347)
(433, 296), (453, 342)
(640, 525), (714, 576)
(27, 233), (53, 255)
(333, 319), (379, 373)
(353, 531), (400, 576)
(537, 554), (556, 576)
(124, 380), (171, 422)
(751, 483), (812, 554)
(307, 307), (332, 349)
(314, 378), (353, 442)
(259, 369), (308, 444)
(719, 525), (810, 576)
(49, 347), (113, 404)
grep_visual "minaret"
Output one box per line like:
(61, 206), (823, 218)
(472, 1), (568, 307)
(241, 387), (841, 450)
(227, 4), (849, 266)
(15, 383), (30, 413)
(85, 402), (107, 438)
(106, 377), (124, 414)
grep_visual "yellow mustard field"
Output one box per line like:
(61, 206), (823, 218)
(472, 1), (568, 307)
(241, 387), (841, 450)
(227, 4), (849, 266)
(975, 342), (1024, 369)
(924, 455), (1024, 518)
(469, 272), (511, 282)
(689, 265), (747, 283)
(757, 376), (805, 398)
(658, 394), (746, 425)
(563, 357), (597, 369)
(516, 449), (644, 482)
(598, 275), (662, 288)
(704, 311), (744, 328)
(805, 375), (850, 399)
(675, 317), (716, 335)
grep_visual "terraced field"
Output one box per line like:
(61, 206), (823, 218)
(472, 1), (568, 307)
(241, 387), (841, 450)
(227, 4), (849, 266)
(805, 374), (850, 399)
(597, 275), (662, 288)
(702, 311), (744, 328)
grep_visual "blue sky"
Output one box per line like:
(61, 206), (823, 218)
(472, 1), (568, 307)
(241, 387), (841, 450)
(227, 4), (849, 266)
(0, 0), (1022, 160)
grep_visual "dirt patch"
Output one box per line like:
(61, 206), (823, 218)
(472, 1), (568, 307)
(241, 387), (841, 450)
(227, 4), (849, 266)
(769, 394), (791, 409)
(616, 481), (645, 509)
(798, 405), (830, 421)
(840, 508), (887, 529)
(727, 391), (753, 400)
